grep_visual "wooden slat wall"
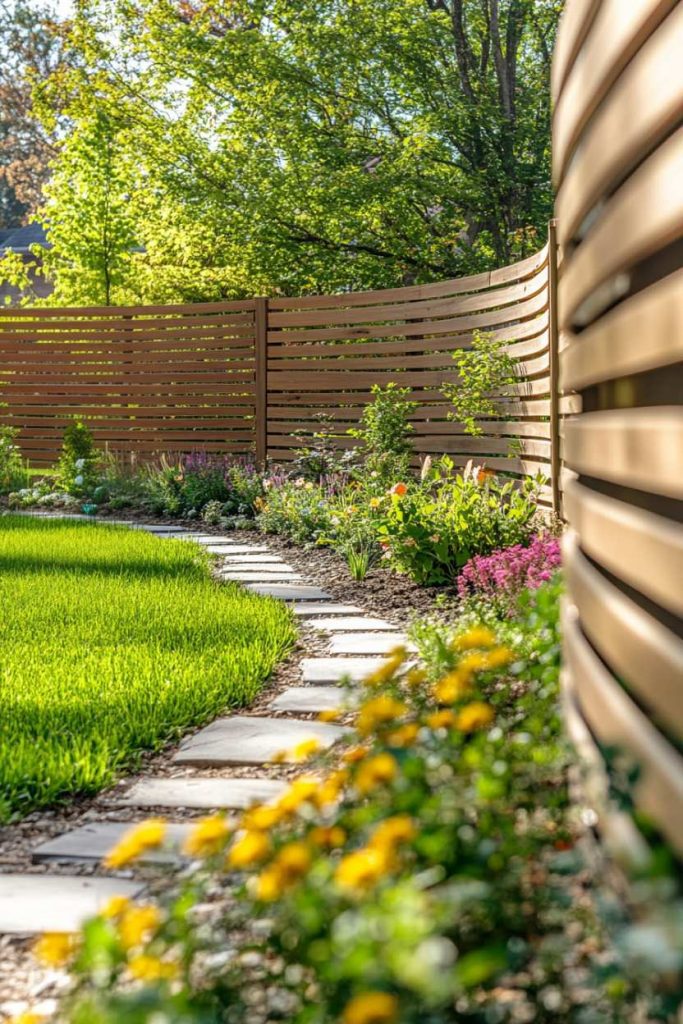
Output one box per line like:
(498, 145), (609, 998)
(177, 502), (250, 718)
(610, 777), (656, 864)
(267, 246), (555, 502)
(554, 1), (683, 858)
(0, 301), (258, 463)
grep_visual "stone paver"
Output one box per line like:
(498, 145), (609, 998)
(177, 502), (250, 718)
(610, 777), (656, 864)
(309, 616), (398, 633)
(329, 632), (412, 655)
(173, 716), (347, 767)
(206, 544), (270, 555)
(291, 602), (364, 617)
(139, 525), (189, 534)
(270, 686), (347, 713)
(33, 822), (194, 865)
(245, 584), (332, 601)
(220, 554), (288, 564)
(221, 571), (304, 584)
(118, 776), (288, 810)
(0, 875), (144, 935)
(302, 657), (387, 683)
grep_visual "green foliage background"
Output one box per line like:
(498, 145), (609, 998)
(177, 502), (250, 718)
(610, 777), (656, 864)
(12, 0), (562, 304)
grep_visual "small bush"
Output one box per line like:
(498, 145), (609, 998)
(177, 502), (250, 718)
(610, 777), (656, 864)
(457, 533), (562, 614)
(441, 331), (517, 437)
(0, 425), (26, 493)
(349, 382), (418, 484)
(57, 421), (102, 497)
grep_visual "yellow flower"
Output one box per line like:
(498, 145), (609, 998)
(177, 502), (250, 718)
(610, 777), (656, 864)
(335, 847), (391, 893)
(100, 894), (131, 919)
(370, 815), (416, 850)
(103, 818), (167, 869)
(118, 905), (162, 951)
(343, 992), (399, 1024)
(451, 627), (497, 651)
(313, 768), (348, 808)
(241, 803), (283, 831)
(183, 814), (232, 858)
(433, 669), (472, 705)
(291, 737), (322, 762)
(33, 932), (78, 967)
(369, 497), (382, 509)
(276, 775), (320, 814)
(9, 1014), (46, 1024)
(405, 667), (428, 688)
(357, 695), (408, 736)
(355, 753), (398, 795)
(362, 652), (407, 688)
(310, 825), (347, 849)
(318, 708), (342, 722)
(426, 709), (457, 730)
(227, 830), (272, 869)
(342, 745), (369, 764)
(128, 954), (179, 981)
(456, 701), (495, 732)
(254, 842), (312, 901)
(386, 722), (419, 747)
(458, 647), (513, 675)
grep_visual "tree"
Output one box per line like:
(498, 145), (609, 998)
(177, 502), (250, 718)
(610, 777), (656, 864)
(29, 0), (563, 300)
(0, 0), (65, 227)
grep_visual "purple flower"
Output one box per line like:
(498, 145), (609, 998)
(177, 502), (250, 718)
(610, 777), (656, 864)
(458, 534), (561, 607)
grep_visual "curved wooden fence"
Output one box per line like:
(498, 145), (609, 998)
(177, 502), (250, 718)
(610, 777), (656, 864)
(0, 248), (564, 507)
(554, 0), (683, 858)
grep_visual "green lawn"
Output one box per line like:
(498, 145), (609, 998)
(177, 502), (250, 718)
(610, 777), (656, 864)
(0, 515), (295, 821)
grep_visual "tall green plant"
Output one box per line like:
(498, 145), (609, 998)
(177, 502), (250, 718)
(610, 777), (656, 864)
(349, 383), (418, 484)
(57, 420), (101, 497)
(442, 331), (517, 437)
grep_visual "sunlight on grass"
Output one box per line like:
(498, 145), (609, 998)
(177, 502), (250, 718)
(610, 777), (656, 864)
(0, 515), (295, 821)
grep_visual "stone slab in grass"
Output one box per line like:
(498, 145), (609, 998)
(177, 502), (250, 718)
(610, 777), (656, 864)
(33, 822), (193, 865)
(270, 686), (347, 713)
(329, 632), (413, 655)
(207, 545), (270, 555)
(173, 715), (347, 767)
(292, 602), (364, 617)
(220, 554), (288, 564)
(0, 875), (144, 935)
(309, 616), (398, 633)
(118, 776), (288, 810)
(220, 570), (303, 583)
(302, 657), (387, 684)
(245, 584), (332, 601)
(139, 525), (189, 534)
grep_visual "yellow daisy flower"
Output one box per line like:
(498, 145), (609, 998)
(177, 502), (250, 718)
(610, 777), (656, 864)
(342, 992), (399, 1024)
(227, 830), (272, 869)
(355, 753), (398, 795)
(33, 931), (78, 967)
(103, 818), (167, 870)
(128, 954), (179, 981)
(118, 905), (162, 951)
(183, 814), (232, 858)
(456, 701), (495, 732)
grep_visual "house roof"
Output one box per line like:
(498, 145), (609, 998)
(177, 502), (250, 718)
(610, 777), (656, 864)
(0, 223), (50, 255)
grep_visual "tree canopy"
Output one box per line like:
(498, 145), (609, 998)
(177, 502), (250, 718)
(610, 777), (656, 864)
(10, 0), (563, 303)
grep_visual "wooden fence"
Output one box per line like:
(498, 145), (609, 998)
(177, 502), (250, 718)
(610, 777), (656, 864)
(0, 300), (258, 462)
(554, 0), (683, 858)
(0, 244), (565, 508)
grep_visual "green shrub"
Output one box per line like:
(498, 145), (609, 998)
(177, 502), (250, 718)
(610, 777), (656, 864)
(375, 458), (538, 585)
(349, 382), (418, 484)
(57, 421), (102, 497)
(257, 476), (336, 545)
(0, 425), (26, 493)
(441, 331), (517, 437)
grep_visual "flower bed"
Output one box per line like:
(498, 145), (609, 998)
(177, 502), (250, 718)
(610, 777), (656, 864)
(36, 579), (683, 1022)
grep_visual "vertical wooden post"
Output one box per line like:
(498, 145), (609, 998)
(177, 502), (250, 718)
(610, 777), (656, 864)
(254, 296), (268, 466)
(548, 219), (561, 516)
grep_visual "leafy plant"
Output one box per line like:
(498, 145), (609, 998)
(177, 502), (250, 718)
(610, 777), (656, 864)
(0, 424), (26, 493)
(376, 458), (539, 585)
(349, 383), (418, 483)
(57, 420), (102, 497)
(442, 331), (517, 437)
(291, 414), (357, 481)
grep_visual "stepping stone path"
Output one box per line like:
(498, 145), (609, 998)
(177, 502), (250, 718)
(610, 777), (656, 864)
(0, 875), (143, 934)
(118, 776), (288, 810)
(173, 716), (347, 767)
(1, 518), (405, 939)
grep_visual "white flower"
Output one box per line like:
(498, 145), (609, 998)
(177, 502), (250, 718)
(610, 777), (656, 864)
(74, 458), (86, 470)
(74, 474), (84, 486)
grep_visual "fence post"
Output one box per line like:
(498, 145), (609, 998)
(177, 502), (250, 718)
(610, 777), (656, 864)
(254, 296), (268, 466)
(547, 219), (561, 516)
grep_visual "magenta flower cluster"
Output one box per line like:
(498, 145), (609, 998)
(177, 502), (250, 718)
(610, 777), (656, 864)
(458, 533), (562, 602)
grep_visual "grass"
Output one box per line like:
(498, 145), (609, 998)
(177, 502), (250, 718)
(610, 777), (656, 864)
(0, 515), (296, 821)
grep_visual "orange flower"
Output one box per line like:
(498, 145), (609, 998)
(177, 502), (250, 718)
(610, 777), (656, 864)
(390, 482), (407, 497)
(343, 992), (399, 1024)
